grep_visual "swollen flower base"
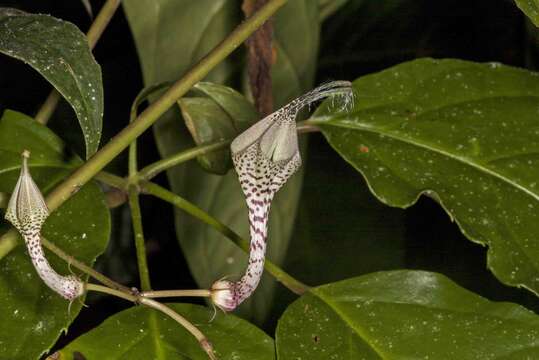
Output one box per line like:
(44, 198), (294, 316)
(211, 81), (354, 311)
(4, 150), (84, 301)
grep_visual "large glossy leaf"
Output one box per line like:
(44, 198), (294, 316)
(178, 82), (258, 174)
(276, 271), (539, 359)
(0, 110), (110, 360)
(0, 8), (104, 158)
(57, 303), (275, 360)
(514, 0), (539, 27)
(123, 0), (318, 322)
(311, 58), (539, 295)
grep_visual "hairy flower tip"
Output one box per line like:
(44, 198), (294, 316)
(293, 80), (355, 114)
(210, 280), (237, 312)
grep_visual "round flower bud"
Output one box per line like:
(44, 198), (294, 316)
(210, 280), (236, 312)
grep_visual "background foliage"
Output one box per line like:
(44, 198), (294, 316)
(0, 0), (538, 359)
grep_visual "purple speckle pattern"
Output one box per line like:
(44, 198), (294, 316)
(231, 142), (301, 307)
(5, 152), (83, 301)
(216, 81), (354, 310)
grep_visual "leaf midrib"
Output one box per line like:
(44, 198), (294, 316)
(148, 310), (166, 360)
(313, 291), (387, 359)
(314, 120), (539, 203)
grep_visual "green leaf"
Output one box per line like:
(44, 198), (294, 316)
(193, 82), (258, 128)
(178, 82), (258, 174)
(0, 110), (110, 360)
(276, 271), (539, 359)
(123, 0), (238, 86)
(514, 0), (539, 27)
(57, 303), (275, 360)
(124, 0), (319, 322)
(0, 8), (104, 158)
(312, 58), (539, 295)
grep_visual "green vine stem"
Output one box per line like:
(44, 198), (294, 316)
(34, 92), (62, 125)
(136, 140), (230, 181)
(128, 185), (152, 291)
(34, 0), (122, 124)
(85, 0), (122, 49)
(140, 181), (309, 295)
(128, 128), (139, 178)
(85, 282), (137, 302)
(140, 289), (211, 298)
(95, 171), (127, 189)
(127, 77), (153, 292)
(86, 283), (217, 360)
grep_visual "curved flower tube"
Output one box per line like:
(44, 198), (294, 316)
(211, 81), (354, 311)
(5, 150), (83, 300)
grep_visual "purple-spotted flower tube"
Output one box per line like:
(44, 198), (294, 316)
(211, 81), (354, 311)
(5, 150), (84, 301)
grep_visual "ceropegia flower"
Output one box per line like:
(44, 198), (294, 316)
(5, 150), (84, 301)
(211, 81), (354, 311)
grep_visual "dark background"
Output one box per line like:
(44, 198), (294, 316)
(0, 0), (538, 348)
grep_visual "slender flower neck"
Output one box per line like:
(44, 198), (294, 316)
(5, 150), (84, 301)
(211, 81), (354, 311)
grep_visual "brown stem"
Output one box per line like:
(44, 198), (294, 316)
(243, 0), (274, 116)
